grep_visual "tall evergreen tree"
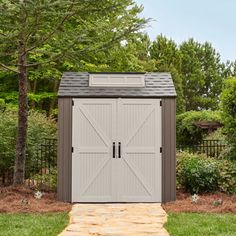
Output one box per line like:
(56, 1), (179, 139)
(179, 39), (223, 111)
(0, 0), (147, 184)
(150, 35), (185, 113)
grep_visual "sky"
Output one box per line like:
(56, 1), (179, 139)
(135, 0), (236, 62)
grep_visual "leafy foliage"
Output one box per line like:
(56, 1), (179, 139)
(150, 36), (230, 112)
(0, 0), (148, 117)
(150, 35), (185, 113)
(218, 160), (236, 194)
(177, 152), (236, 194)
(0, 109), (17, 171)
(0, 98), (5, 111)
(0, 4), (235, 115)
(0, 108), (56, 171)
(205, 128), (226, 141)
(31, 167), (57, 191)
(179, 39), (223, 111)
(220, 77), (236, 159)
(0, 0), (147, 68)
(176, 110), (222, 145)
(176, 152), (219, 194)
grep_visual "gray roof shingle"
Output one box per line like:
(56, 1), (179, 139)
(58, 72), (176, 98)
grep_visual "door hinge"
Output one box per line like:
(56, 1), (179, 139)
(160, 147), (162, 153)
(160, 100), (162, 106)
(72, 100), (74, 106)
(72, 147), (74, 153)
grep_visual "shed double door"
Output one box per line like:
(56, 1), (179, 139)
(72, 98), (162, 202)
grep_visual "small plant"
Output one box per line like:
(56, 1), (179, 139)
(212, 198), (223, 206)
(34, 190), (43, 199)
(31, 167), (57, 191)
(191, 194), (199, 204)
(21, 198), (29, 206)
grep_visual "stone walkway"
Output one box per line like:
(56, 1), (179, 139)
(59, 203), (169, 236)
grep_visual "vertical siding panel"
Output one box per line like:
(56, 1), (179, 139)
(162, 99), (166, 201)
(170, 99), (176, 200)
(163, 99), (171, 201)
(162, 98), (176, 202)
(64, 100), (68, 201)
(171, 98), (176, 201)
(57, 98), (72, 202)
(68, 99), (72, 202)
(57, 98), (63, 200)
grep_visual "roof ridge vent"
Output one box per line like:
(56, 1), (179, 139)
(89, 73), (145, 87)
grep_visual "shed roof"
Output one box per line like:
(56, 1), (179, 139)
(58, 72), (176, 98)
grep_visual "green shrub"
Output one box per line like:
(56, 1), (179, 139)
(27, 110), (57, 163)
(220, 77), (236, 159)
(177, 152), (219, 194)
(205, 128), (226, 141)
(218, 160), (236, 194)
(0, 109), (17, 171)
(0, 98), (5, 111)
(30, 167), (57, 191)
(0, 108), (57, 172)
(176, 110), (222, 145)
(177, 152), (236, 194)
(198, 129), (227, 158)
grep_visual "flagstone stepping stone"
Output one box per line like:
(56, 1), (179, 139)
(59, 203), (169, 236)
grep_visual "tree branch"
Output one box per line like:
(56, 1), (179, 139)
(0, 32), (7, 37)
(0, 63), (19, 74)
(24, 1), (76, 55)
(22, 24), (139, 69)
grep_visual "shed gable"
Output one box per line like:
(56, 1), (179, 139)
(58, 72), (176, 98)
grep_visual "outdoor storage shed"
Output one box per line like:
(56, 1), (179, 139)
(57, 72), (176, 203)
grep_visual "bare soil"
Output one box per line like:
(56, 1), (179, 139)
(0, 186), (71, 213)
(163, 191), (236, 213)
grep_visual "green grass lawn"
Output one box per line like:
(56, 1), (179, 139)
(165, 213), (236, 236)
(0, 213), (68, 236)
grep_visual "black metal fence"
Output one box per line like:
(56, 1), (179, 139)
(177, 139), (228, 158)
(0, 138), (228, 189)
(0, 138), (57, 190)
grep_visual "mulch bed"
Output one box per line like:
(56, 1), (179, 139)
(0, 186), (71, 213)
(1, 187), (236, 214)
(163, 191), (236, 213)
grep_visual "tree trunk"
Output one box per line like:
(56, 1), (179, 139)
(13, 41), (28, 185)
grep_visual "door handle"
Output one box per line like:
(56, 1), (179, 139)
(118, 142), (121, 158)
(113, 142), (115, 158)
